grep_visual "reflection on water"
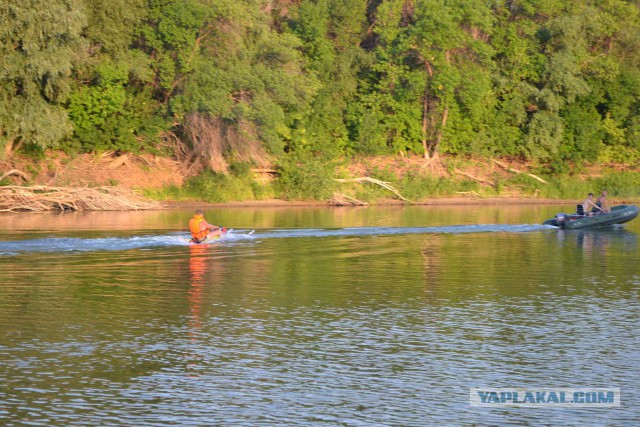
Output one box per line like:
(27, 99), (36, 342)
(188, 244), (208, 331)
(0, 203), (573, 231)
(0, 206), (639, 425)
(573, 228), (638, 253)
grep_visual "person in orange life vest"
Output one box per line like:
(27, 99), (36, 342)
(189, 210), (226, 243)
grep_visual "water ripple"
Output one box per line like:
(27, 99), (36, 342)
(0, 225), (551, 255)
(2, 297), (638, 426)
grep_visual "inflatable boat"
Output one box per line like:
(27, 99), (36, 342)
(543, 204), (639, 229)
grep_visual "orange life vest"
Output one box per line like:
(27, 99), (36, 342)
(189, 215), (209, 240)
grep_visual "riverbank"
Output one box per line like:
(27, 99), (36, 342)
(0, 192), (603, 213)
(163, 196), (580, 209)
(2, 151), (639, 211)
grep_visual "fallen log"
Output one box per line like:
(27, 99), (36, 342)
(0, 169), (29, 182)
(493, 160), (548, 184)
(454, 170), (494, 186)
(455, 191), (485, 198)
(334, 177), (411, 202)
(0, 186), (161, 212)
(329, 193), (368, 206)
(107, 153), (129, 169)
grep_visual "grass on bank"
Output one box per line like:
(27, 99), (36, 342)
(144, 163), (640, 204)
(143, 164), (275, 203)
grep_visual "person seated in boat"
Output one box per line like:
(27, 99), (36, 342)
(582, 193), (603, 215)
(594, 190), (609, 213)
(189, 210), (225, 243)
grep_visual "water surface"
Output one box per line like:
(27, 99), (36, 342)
(0, 205), (638, 425)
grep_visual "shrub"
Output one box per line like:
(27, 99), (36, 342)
(591, 172), (640, 198)
(146, 164), (274, 202)
(276, 154), (336, 200)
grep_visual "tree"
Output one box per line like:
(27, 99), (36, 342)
(64, 0), (163, 153)
(352, 0), (495, 159)
(286, 0), (368, 159)
(0, 0), (86, 156)
(67, 60), (164, 153)
(135, 0), (318, 171)
(82, 0), (146, 55)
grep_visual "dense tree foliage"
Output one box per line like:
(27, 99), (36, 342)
(3, 0), (640, 173)
(0, 0), (85, 155)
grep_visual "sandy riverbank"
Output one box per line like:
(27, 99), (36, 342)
(3, 152), (638, 212)
(161, 197), (595, 209)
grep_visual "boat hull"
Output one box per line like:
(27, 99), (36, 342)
(544, 204), (639, 229)
(187, 230), (227, 245)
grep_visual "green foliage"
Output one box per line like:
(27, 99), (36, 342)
(143, 184), (185, 201)
(0, 0), (85, 151)
(284, 0), (367, 158)
(525, 177), (588, 200)
(495, 171), (640, 200)
(276, 154), (336, 200)
(523, 112), (564, 161)
(400, 173), (473, 200)
(67, 60), (166, 153)
(592, 172), (640, 198)
(152, 166), (275, 203)
(152, 0), (319, 157)
(5, 0), (640, 200)
(17, 143), (46, 161)
(83, 0), (146, 54)
(560, 102), (603, 163)
(185, 170), (252, 203)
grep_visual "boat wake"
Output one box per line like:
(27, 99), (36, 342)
(0, 224), (551, 255)
(256, 224), (552, 239)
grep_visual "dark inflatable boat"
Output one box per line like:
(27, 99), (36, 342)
(544, 204), (639, 229)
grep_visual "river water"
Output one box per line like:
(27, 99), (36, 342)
(0, 205), (638, 426)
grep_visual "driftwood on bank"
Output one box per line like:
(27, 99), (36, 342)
(107, 153), (130, 170)
(454, 169), (495, 186)
(0, 186), (161, 212)
(0, 169), (29, 182)
(492, 160), (548, 184)
(334, 177), (411, 202)
(455, 191), (485, 198)
(329, 192), (368, 206)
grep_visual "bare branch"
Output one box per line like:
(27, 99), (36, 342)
(454, 169), (494, 186)
(335, 177), (411, 202)
(0, 169), (29, 182)
(0, 186), (161, 212)
(493, 160), (548, 184)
